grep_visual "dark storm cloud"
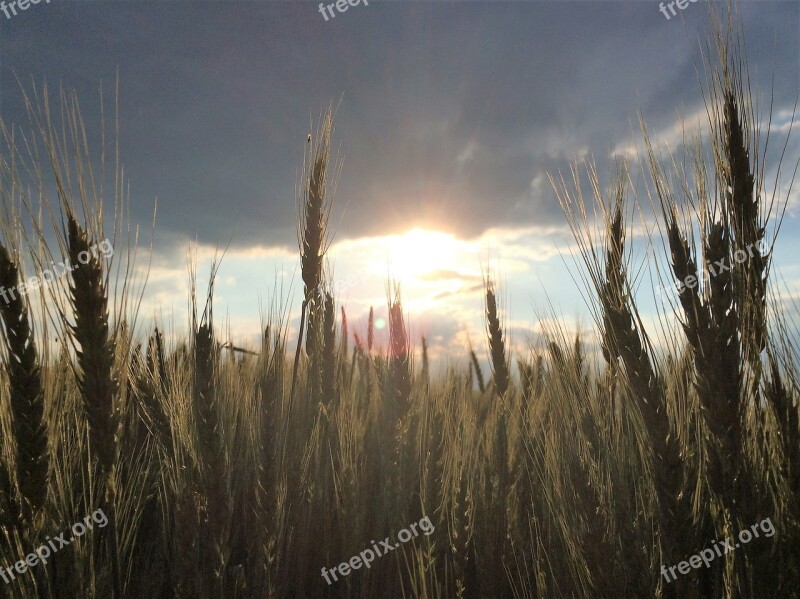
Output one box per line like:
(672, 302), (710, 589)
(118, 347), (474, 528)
(1, 1), (796, 251)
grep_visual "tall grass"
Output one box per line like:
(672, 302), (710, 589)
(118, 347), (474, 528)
(0, 6), (797, 599)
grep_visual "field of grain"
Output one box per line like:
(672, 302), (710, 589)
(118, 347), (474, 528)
(0, 8), (798, 599)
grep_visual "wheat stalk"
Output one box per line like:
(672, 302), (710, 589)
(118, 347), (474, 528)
(485, 278), (509, 398)
(192, 307), (229, 594)
(340, 306), (348, 358)
(469, 345), (486, 394)
(141, 328), (172, 450)
(367, 306), (374, 353)
(322, 291), (337, 405)
(65, 213), (123, 597)
(66, 215), (118, 475)
(388, 290), (411, 410)
(421, 335), (429, 392)
(0, 243), (48, 521)
(290, 109), (334, 403)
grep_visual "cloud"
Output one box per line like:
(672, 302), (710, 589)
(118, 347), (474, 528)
(611, 106), (709, 162)
(417, 269), (481, 283)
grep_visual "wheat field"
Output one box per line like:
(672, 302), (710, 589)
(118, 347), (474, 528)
(0, 7), (798, 599)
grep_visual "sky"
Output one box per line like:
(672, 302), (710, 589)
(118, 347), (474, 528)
(1, 0), (798, 365)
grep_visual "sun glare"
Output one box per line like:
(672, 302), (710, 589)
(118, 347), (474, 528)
(328, 227), (482, 311)
(382, 228), (467, 283)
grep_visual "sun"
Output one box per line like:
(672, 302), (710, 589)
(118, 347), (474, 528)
(328, 227), (480, 310)
(383, 228), (465, 284)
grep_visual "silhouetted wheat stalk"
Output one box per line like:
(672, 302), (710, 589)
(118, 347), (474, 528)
(291, 109), (334, 404)
(421, 335), (430, 392)
(470, 344), (486, 395)
(65, 213), (122, 598)
(388, 290), (411, 412)
(148, 326), (168, 393)
(0, 243), (48, 523)
(365, 306), (374, 405)
(146, 328), (172, 447)
(485, 278), (509, 399)
(555, 165), (688, 597)
(190, 269), (231, 595)
(322, 291), (337, 405)
(483, 277), (511, 595)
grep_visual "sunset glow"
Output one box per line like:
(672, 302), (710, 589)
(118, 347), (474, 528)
(379, 228), (473, 284)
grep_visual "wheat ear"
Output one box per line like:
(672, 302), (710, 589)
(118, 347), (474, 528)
(65, 214), (122, 597)
(291, 110), (333, 401)
(388, 291), (411, 410)
(469, 345), (486, 394)
(0, 243), (48, 519)
(485, 278), (509, 398)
